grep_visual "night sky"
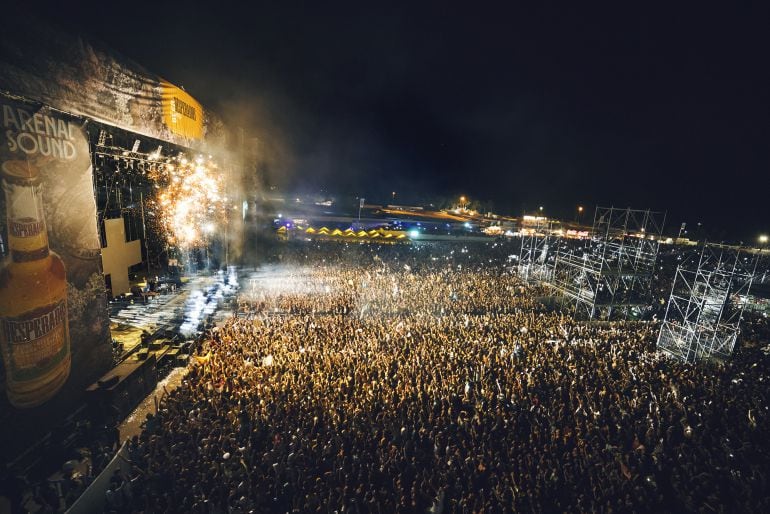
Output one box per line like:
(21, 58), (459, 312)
(14, 2), (770, 242)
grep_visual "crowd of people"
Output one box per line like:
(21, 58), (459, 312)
(110, 241), (768, 513)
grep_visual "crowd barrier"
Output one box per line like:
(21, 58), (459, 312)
(66, 442), (131, 514)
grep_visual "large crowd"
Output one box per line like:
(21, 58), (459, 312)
(110, 241), (768, 513)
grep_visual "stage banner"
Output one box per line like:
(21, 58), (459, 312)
(0, 10), (225, 149)
(161, 80), (205, 141)
(0, 97), (111, 455)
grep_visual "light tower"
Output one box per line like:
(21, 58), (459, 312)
(518, 216), (557, 283)
(657, 245), (757, 363)
(548, 206), (665, 319)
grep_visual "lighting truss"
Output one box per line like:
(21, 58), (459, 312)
(657, 245), (756, 363)
(548, 207), (665, 319)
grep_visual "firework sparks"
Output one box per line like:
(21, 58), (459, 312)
(148, 155), (228, 249)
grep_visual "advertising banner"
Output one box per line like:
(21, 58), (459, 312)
(0, 96), (111, 455)
(161, 80), (204, 141)
(0, 12), (225, 150)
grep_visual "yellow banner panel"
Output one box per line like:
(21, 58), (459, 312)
(161, 80), (203, 140)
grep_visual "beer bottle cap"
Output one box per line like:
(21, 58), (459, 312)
(1, 160), (40, 184)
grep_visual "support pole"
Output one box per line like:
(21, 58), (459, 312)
(140, 191), (150, 278)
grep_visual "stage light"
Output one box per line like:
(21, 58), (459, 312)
(132, 140), (141, 153)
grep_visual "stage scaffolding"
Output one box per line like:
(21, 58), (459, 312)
(548, 207), (665, 319)
(657, 245), (756, 363)
(517, 220), (556, 283)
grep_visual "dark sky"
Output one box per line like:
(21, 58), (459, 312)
(17, 1), (770, 241)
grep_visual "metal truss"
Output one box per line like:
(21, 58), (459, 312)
(548, 207), (665, 319)
(517, 220), (556, 283)
(657, 245), (756, 363)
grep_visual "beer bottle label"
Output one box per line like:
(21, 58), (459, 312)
(9, 217), (44, 238)
(0, 300), (69, 381)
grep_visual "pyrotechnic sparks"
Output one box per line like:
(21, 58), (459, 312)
(147, 155), (228, 249)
